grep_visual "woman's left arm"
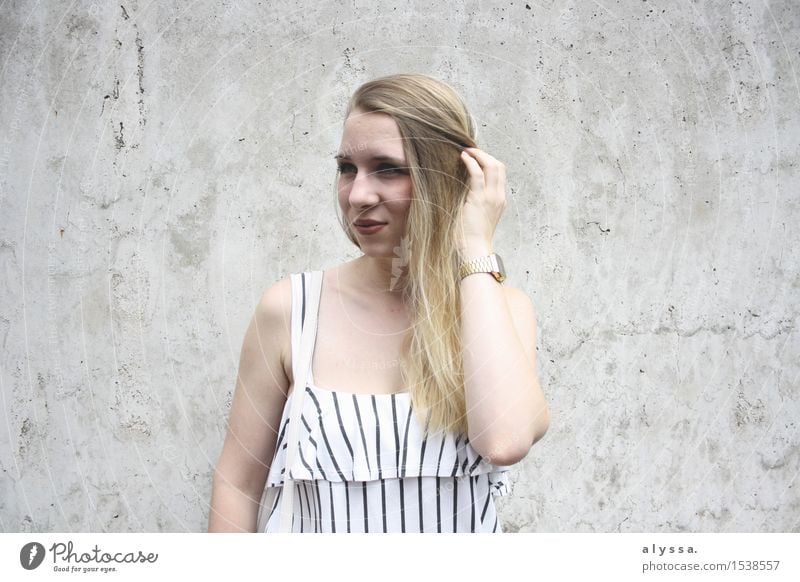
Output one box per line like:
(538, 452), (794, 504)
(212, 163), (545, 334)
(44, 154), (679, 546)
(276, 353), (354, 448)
(457, 147), (550, 466)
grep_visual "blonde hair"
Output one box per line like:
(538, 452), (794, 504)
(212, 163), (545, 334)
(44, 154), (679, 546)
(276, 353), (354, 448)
(336, 73), (478, 437)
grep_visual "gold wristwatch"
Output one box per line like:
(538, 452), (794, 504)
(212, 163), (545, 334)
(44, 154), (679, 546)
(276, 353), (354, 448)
(459, 253), (506, 283)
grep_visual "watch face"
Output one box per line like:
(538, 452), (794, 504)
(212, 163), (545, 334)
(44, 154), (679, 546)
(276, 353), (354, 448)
(494, 254), (505, 275)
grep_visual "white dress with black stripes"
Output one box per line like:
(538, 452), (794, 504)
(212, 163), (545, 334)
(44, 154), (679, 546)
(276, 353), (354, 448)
(262, 271), (513, 533)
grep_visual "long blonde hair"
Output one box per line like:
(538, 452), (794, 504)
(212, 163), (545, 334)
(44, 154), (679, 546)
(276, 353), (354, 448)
(336, 73), (478, 436)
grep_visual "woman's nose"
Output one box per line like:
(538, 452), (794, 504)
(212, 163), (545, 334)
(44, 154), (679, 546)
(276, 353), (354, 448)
(347, 169), (379, 206)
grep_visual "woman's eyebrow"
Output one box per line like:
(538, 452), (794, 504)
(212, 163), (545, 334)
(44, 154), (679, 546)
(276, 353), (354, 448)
(334, 154), (405, 165)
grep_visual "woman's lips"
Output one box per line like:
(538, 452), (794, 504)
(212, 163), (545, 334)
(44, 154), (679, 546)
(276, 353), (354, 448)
(354, 223), (386, 234)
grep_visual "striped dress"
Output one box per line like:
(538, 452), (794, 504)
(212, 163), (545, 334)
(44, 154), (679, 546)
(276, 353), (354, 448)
(261, 271), (513, 533)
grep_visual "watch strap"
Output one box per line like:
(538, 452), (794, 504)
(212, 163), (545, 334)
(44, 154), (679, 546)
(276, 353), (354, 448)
(459, 253), (505, 282)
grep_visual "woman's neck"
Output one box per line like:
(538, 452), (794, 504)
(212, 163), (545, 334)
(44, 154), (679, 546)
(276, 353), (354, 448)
(340, 255), (409, 302)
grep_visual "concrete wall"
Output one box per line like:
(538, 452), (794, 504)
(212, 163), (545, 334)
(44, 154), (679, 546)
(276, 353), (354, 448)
(1, 0), (797, 532)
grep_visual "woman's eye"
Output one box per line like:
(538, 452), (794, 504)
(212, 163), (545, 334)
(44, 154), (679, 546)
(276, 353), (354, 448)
(375, 164), (404, 175)
(337, 163), (406, 175)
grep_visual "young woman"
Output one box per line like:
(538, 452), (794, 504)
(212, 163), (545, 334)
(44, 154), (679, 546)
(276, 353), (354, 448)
(208, 73), (549, 533)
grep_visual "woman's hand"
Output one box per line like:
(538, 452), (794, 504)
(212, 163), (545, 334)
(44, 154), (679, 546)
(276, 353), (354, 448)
(456, 147), (507, 255)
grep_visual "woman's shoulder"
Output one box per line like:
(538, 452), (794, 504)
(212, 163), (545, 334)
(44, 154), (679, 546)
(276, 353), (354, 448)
(259, 273), (316, 329)
(255, 267), (337, 382)
(257, 265), (339, 317)
(255, 275), (295, 386)
(259, 274), (293, 310)
(262, 267), (327, 296)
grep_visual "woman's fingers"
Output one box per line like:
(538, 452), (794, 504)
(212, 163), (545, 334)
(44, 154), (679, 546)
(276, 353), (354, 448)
(457, 147), (508, 244)
(462, 147), (506, 204)
(460, 150), (485, 194)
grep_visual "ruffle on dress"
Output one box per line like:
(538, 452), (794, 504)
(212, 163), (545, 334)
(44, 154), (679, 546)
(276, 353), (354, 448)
(265, 384), (512, 497)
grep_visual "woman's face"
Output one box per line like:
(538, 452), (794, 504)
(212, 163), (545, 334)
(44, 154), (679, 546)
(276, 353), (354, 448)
(336, 107), (413, 257)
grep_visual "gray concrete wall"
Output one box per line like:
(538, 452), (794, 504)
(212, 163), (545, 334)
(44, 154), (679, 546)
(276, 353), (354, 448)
(1, 0), (797, 532)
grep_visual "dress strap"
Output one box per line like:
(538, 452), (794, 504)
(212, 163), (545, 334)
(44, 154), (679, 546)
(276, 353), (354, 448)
(278, 270), (323, 532)
(289, 271), (324, 388)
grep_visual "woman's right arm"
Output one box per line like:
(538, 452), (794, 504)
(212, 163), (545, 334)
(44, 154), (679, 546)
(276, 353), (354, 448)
(208, 277), (292, 532)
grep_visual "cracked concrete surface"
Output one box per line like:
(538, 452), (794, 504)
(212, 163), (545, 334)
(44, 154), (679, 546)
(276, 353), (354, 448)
(0, 1), (798, 532)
